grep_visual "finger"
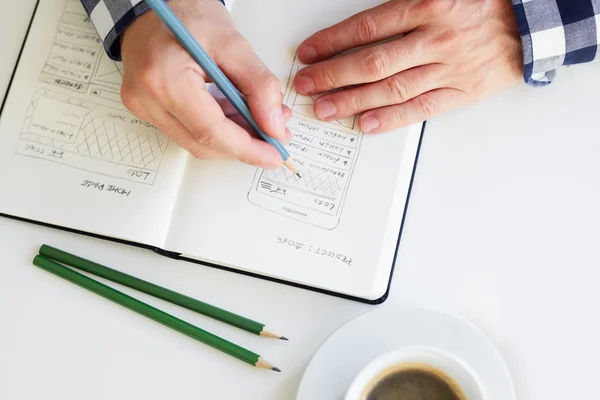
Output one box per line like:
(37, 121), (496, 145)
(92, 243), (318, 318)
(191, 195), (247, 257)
(214, 97), (293, 145)
(214, 96), (292, 122)
(163, 70), (283, 169)
(214, 97), (292, 145)
(229, 114), (293, 145)
(281, 128), (293, 146)
(314, 63), (447, 120)
(215, 35), (286, 139)
(283, 104), (292, 120)
(294, 31), (431, 95)
(214, 96), (238, 117)
(359, 88), (468, 133)
(297, 2), (423, 63)
(131, 98), (225, 160)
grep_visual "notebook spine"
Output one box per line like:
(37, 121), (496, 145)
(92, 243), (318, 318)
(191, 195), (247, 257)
(152, 247), (181, 259)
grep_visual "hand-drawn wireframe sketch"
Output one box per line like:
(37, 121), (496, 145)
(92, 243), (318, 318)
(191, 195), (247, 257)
(93, 51), (124, 87)
(248, 54), (364, 230)
(14, 0), (169, 184)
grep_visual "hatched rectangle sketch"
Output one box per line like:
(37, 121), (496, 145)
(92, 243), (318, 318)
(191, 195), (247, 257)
(14, 0), (169, 184)
(93, 51), (124, 87)
(248, 54), (364, 229)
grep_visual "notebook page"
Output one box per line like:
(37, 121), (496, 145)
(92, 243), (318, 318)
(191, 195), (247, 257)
(166, 0), (422, 300)
(0, 0), (188, 247)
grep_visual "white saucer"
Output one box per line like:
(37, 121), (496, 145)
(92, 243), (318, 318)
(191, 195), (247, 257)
(296, 306), (516, 400)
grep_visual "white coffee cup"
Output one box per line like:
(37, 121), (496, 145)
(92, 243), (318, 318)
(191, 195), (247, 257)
(344, 345), (486, 400)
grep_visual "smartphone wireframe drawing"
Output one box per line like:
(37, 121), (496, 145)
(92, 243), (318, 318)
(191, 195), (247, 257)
(248, 55), (364, 230)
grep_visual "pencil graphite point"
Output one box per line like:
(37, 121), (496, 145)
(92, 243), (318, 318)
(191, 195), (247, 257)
(260, 328), (288, 340)
(257, 356), (281, 371)
(295, 172), (302, 178)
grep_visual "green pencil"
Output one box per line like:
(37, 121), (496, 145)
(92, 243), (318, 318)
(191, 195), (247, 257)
(38, 245), (287, 340)
(32, 255), (280, 372)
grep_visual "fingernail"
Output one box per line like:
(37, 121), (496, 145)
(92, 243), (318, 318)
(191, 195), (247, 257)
(271, 108), (285, 138)
(315, 99), (336, 119)
(295, 74), (314, 94)
(298, 46), (317, 63)
(361, 116), (379, 132)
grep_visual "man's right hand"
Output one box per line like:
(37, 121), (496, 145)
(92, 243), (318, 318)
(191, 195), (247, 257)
(120, 0), (291, 169)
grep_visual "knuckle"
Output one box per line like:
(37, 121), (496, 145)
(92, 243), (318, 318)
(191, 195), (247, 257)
(395, 41), (415, 62)
(342, 92), (362, 113)
(138, 67), (164, 98)
(192, 129), (215, 149)
(385, 76), (411, 103)
(120, 84), (143, 117)
(189, 147), (213, 160)
(180, 64), (206, 87)
(356, 15), (378, 43)
(417, 94), (437, 118)
(256, 70), (281, 94)
(430, 29), (460, 51)
(362, 50), (388, 79)
(418, 0), (447, 16)
(322, 67), (338, 89)
(165, 66), (205, 112)
(322, 32), (338, 56)
(390, 107), (407, 127)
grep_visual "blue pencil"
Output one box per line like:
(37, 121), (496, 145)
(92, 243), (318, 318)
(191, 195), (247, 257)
(145, 0), (300, 177)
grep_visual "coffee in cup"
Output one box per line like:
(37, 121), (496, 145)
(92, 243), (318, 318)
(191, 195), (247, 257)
(361, 361), (466, 400)
(344, 346), (484, 400)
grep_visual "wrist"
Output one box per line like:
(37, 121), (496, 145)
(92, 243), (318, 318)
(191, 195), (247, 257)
(118, 0), (227, 60)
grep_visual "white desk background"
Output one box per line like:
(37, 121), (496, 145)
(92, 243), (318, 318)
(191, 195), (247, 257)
(2, 1), (599, 399)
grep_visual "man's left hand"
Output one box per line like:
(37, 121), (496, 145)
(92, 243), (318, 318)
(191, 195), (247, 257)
(294, 0), (524, 133)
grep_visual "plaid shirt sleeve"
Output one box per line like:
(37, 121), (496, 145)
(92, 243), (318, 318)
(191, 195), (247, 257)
(79, 0), (225, 61)
(512, 0), (600, 86)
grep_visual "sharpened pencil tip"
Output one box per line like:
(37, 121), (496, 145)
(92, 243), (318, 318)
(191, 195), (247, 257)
(279, 336), (289, 341)
(273, 367), (281, 372)
(296, 172), (302, 178)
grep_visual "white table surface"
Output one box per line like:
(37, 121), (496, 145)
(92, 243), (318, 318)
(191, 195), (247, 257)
(2, 2), (599, 399)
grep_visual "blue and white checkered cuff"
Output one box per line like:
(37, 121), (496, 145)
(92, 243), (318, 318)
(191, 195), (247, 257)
(512, 0), (600, 87)
(82, 0), (225, 61)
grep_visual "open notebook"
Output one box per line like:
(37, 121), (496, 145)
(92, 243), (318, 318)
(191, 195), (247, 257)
(0, 0), (424, 303)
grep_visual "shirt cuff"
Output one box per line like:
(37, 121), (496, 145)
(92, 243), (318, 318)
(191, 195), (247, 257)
(82, 0), (226, 62)
(512, 0), (600, 87)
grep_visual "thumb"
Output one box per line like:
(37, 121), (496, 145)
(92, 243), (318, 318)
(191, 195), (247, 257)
(217, 37), (286, 139)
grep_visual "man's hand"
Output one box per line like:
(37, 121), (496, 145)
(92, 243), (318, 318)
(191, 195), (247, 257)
(294, 0), (524, 133)
(120, 0), (291, 168)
